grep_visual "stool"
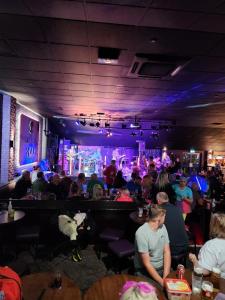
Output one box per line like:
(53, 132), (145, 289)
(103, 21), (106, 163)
(108, 239), (134, 273)
(96, 227), (124, 259)
(99, 228), (124, 241)
(16, 225), (40, 257)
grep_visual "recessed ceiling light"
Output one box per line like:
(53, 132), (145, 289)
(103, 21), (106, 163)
(150, 38), (158, 43)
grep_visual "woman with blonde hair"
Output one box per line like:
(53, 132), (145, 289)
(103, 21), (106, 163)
(152, 171), (176, 204)
(189, 213), (225, 278)
(119, 281), (158, 300)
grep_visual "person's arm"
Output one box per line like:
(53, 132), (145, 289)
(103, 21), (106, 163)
(186, 188), (193, 203)
(189, 253), (198, 266)
(139, 252), (164, 287)
(184, 197), (193, 204)
(189, 253), (210, 276)
(163, 243), (171, 279)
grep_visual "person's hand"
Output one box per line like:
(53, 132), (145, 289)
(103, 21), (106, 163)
(189, 253), (198, 265)
(198, 198), (204, 206)
(159, 278), (164, 287)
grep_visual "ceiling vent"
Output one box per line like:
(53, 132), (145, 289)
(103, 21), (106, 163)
(128, 53), (191, 78)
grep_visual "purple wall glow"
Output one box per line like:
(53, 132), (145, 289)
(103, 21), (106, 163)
(19, 114), (39, 165)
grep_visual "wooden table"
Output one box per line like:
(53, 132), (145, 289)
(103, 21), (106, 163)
(129, 211), (148, 225)
(0, 210), (25, 225)
(167, 270), (225, 298)
(83, 274), (165, 300)
(22, 272), (82, 300)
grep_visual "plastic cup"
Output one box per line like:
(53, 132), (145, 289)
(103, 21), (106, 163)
(192, 267), (203, 293)
(201, 281), (213, 300)
(138, 207), (143, 218)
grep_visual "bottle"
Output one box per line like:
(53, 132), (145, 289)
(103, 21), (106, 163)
(8, 200), (12, 214)
(177, 264), (185, 279)
(8, 200), (14, 218)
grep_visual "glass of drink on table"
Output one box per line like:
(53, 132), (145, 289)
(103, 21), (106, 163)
(192, 266), (203, 294)
(138, 207), (143, 218)
(201, 281), (213, 300)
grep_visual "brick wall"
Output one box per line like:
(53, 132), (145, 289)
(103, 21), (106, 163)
(8, 98), (16, 181)
(0, 94), (3, 166)
(0, 94), (46, 183)
(0, 94), (11, 184)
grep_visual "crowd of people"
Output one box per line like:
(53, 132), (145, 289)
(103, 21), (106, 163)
(12, 158), (225, 207)
(10, 158), (225, 289)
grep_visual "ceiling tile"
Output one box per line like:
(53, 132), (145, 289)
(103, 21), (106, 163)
(39, 19), (88, 45)
(86, 3), (146, 25)
(0, 15), (44, 41)
(24, 0), (85, 20)
(189, 14), (225, 33)
(0, 0), (31, 14)
(150, 0), (224, 13)
(140, 8), (202, 29)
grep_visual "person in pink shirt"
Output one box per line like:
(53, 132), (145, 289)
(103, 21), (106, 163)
(116, 188), (133, 202)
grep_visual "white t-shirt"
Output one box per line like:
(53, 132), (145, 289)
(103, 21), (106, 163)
(198, 238), (225, 278)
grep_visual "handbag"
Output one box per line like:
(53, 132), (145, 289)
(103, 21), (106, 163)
(0, 266), (22, 300)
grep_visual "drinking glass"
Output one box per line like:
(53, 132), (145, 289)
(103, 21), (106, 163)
(192, 266), (203, 294)
(201, 281), (213, 300)
(138, 207), (143, 218)
(53, 270), (62, 289)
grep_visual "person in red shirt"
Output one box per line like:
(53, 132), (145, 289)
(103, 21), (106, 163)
(103, 159), (117, 190)
(115, 188), (133, 202)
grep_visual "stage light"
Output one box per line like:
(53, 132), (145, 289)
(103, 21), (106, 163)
(75, 120), (80, 126)
(130, 116), (141, 129)
(96, 121), (100, 127)
(80, 120), (86, 126)
(106, 130), (112, 137)
(152, 132), (159, 139)
(130, 123), (141, 129)
(59, 119), (66, 127)
(105, 122), (110, 128)
(131, 132), (137, 136)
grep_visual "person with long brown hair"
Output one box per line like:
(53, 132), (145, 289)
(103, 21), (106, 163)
(189, 213), (225, 278)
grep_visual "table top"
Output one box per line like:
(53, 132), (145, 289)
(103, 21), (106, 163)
(129, 211), (148, 225)
(0, 210), (25, 225)
(83, 274), (165, 300)
(22, 272), (81, 300)
(167, 269), (225, 298)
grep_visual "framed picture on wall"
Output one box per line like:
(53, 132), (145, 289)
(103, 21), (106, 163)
(19, 114), (39, 165)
